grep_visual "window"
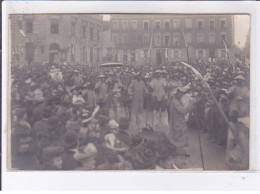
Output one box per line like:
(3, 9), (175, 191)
(90, 27), (94, 41)
(112, 34), (119, 44)
(155, 21), (161, 30)
(131, 20), (137, 29)
(174, 50), (179, 58)
(82, 46), (86, 61)
(221, 49), (226, 57)
(122, 20), (128, 29)
(198, 50), (203, 58)
(221, 19), (226, 29)
(97, 30), (100, 41)
(71, 45), (75, 62)
(209, 50), (215, 58)
(40, 45), (44, 54)
(143, 21), (149, 30)
(221, 33), (226, 42)
(71, 22), (76, 36)
(51, 20), (59, 34)
(25, 42), (34, 63)
(197, 20), (204, 30)
(122, 35), (127, 44)
(185, 33), (192, 43)
(83, 25), (86, 39)
(209, 20), (215, 30)
(143, 33), (150, 45)
(209, 33), (215, 43)
(173, 33), (180, 46)
(165, 21), (170, 30)
(164, 35), (170, 46)
(173, 20), (180, 29)
(113, 20), (119, 29)
(185, 19), (192, 29)
(26, 20), (33, 33)
(154, 35), (161, 46)
(197, 33), (204, 43)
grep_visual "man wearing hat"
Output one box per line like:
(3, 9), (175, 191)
(95, 74), (108, 106)
(228, 75), (249, 117)
(61, 130), (80, 170)
(169, 86), (196, 158)
(150, 70), (168, 131)
(41, 146), (64, 170)
(128, 72), (148, 135)
(81, 82), (96, 110)
(71, 70), (83, 87)
(73, 143), (97, 170)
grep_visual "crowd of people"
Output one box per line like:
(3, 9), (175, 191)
(10, 59), (250, 170)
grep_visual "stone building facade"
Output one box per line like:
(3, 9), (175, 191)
(10, 14), (103, 66)
(110, 14), (235, 66)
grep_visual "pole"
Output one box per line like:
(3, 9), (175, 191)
(182, 30), (190, 63)
(222, 37), (234, 72)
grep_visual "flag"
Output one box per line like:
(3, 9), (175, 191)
(19, 29), (26, 37)
(221, 37), (228, 53)
(18, 21), (26, 37)
(182, 30), (187, 48)
(181, 29), (190, 62)
(149, 36), (153, 58)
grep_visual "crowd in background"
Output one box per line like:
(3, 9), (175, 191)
(10, 59), (250, 170)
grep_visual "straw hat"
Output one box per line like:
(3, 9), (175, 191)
(98, 74), (106, 79)
(172, 86), (190, 95)
(108, 120), (119, 129)
(234, 75), (245, 81)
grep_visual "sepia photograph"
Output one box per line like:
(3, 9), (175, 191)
(8, 13), (250, 171)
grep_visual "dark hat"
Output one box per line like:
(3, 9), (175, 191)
(47, 116), (60, 128)
(42, 146), (64, 160)
(70, 86), (78, 92)
(64, 131), (78, 148)
(172, 74), (180, 78)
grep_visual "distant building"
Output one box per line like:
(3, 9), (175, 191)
(110, 14), (235, 66)
(10, 14), (103, 66)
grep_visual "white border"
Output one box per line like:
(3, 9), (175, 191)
(2, 1), (260, 190)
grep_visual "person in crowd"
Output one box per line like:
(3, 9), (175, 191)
(41, 146), (64, 170)
(150, 70), (168, 131)
(71, 70), (83, 87)
(95, 74), (108, 106)
(225, 110), (249, 170)
(169, 86), (196, 165)
(128, 72), (148, 135)
(228, 75), (250, 117)
(11, 59), (250, 170)
(61, 130), (80, 170)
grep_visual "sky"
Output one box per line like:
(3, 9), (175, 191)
(234, 15), (250, 48)
(103, 14), (250, 48)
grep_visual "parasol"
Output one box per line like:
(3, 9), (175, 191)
(99, 62), (125, 68)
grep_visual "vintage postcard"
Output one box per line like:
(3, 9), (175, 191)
(8, 13), (250, 171)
